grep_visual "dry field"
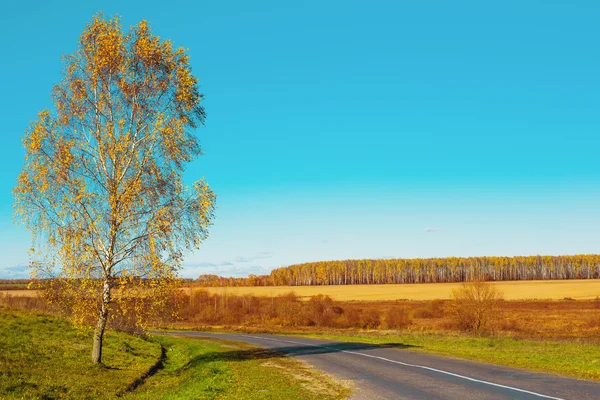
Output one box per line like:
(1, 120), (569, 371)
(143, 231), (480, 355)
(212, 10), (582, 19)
(0, 289), (38, 297)
(3, 281), (599, 341)
(4, 279), (600, 301)
(200, 279), (600, 301)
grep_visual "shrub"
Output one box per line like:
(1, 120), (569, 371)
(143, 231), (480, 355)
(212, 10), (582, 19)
(335, 308), (361, 328)
(586, 311), (600, 329)
(500, 318), (524, 333)
(384, 306), (412, 329)
(414, 300), (446, 319)
(305, 295), (340, 327)
(276, 292), (304, 326)
(359, 310), (381, 329)
(448, 280), (503, 334)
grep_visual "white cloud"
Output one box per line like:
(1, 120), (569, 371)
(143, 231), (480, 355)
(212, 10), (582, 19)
(0, 264), (29, 279)
(182, 252), (275, 278)
(234, 252), (273, 263)
(424, 227), (444, 232)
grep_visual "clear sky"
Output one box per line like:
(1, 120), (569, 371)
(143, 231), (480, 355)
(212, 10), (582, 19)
(1, 1), (599, 279)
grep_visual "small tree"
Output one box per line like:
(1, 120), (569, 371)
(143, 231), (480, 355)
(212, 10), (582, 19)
(449, 280), (503, 334)
(13, 15), (216, 364)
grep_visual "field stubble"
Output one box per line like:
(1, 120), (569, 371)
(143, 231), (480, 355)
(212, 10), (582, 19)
(5, 279), (600, 300)
(199, 279), (600, 301)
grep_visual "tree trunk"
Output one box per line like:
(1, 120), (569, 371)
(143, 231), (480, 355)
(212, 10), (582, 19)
(91, 280), (111, 364)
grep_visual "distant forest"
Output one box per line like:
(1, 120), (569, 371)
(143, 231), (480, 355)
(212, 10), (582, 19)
(197, 255), (600, 287)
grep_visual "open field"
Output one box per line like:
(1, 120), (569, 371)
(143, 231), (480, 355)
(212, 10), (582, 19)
(6, 279), (600, 300)
(0, 289), (39, 297)
(5, 288), (597, 342)
(175, 296), (600, 341)
(0, 283), (27, 290)
(200, 279), (600, 301)
(0, 309), (348, 399)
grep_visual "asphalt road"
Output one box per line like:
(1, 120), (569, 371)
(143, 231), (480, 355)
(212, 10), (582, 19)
(162, 331), (600, 400)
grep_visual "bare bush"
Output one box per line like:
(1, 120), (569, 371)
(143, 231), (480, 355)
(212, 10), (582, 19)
(449, 280), (503, 334)
(359, 310), (381, 329)
(335, 308), (361, 328)
(384, 306), (412, 329)
(586, 309), (600, 329)
(306, 295), (342, 327)
(275, 292), (304, 326)
(413, 299), (446, 319)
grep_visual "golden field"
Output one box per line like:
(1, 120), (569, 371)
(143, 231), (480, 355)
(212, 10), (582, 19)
(200, 279), (600, 301)
(3, 280), (600, 342)
(0, 289), (38, 297)
(4, 279), (599, 301)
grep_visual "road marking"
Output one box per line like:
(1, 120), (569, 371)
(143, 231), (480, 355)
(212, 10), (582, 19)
(240, 334), (565, 400)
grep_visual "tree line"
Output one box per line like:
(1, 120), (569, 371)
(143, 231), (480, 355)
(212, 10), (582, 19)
(197, 254), (600, 287)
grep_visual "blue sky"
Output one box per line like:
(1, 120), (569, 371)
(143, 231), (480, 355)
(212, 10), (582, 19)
(1, 1), (599, 278)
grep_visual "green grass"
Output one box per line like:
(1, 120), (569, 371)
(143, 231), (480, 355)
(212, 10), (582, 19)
(0, 309), (349, 399)
(0, 309), (161, 399)
(127, 335), (349, 400)
(272, 330), (600, 381)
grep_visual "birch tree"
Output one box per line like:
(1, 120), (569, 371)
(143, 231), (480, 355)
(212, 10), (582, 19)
(13, 14), (216, 364)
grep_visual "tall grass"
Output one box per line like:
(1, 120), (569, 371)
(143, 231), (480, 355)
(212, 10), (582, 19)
(3, 288), (600, 341)
(175, 289), (600, 340)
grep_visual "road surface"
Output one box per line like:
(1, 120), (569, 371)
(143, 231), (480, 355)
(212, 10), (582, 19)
(162, 331), (600, 400)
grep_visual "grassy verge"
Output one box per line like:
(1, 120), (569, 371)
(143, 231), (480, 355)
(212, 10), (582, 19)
(0, 309), (349, 399)
(0, 309), (161, 399)
(127, 335), (349, 399)
(276, 330), (600, 381)
(171, 325), (600, 381)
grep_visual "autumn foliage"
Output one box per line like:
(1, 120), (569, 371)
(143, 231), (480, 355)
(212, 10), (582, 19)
(197, 254), (600, 287)
(3, 289), (600, 341)
(13, 14), (215, 363)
